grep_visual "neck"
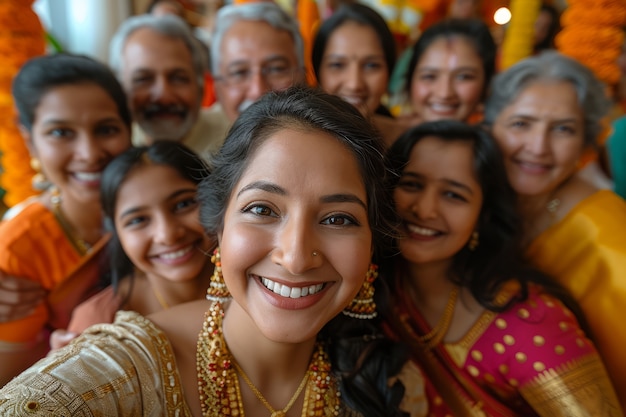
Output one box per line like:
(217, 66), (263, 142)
(223, 301), (315, 381)
(145, 262), (213, 311)
(50, 191), (103, 246)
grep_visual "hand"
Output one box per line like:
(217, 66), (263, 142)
(49, 329), (78, 352)
(0, 272), (45, 322)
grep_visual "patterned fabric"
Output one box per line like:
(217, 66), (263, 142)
(0, 311), (191, 416)
(526, 189), (626, 405)
(0, 200), (106, 347)
(387, 280), (623, 416)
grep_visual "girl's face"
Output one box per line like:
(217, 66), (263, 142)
(491, 81), (585, 197)
(114, 164), (213, 283)
(410, 37), (485, 122)
(27, 83), (131, 206)
(394, 136), (483, 269)
(219, 127), (372, 343)
(319, 21), (389, 117)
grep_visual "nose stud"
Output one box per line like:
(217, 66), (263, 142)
(312, 251), (318, 256)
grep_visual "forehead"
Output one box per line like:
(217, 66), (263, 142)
(218, 20), (297, 67)
(325, 21), (384, 55)
(35, 83), (118, 121)
(419, 36), (482, 68)
(236, 126), (365, 197)
(502, 80), (583, 118)
(122, 27), (194, 72)
(405, 136), (480, 187)
(115, 164), (193, 209)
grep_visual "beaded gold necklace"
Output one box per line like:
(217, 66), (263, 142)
(196, 302), (341, 417)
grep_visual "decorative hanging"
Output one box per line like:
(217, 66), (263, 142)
(500, 0), (541, 70)
(0, 0), (46, 207)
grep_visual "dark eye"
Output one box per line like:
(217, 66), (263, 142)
(95, 125), (121, 136)
(509, 120), (529, 129)
(124, 215), (147, 228)
(132, 76), (153, 86)
(397, 179), (423, 191)
(226, 68), (250, 83)
(363, 61), (384, 71)
(243, 204), (276, 217)
(171, 74), (191, 84)
(417, 73), (436, 81)
(264, 64), (289, 76)
(443, 190), (467, 202)
(553, 124), (576, 135)
(175, 197), (198, 211)
(325, 61), (345, 70)
(456, 72), (477, 81)
(321, 214), (358, 227)
(48, 128), (73, 138)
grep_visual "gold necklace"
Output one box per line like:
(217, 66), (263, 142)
(196, 302), (341, 417)
(232, 359), (309, 417)
(50, 188), (91, 255)
(415, 286), (458, 349)
(546, 197), (561, 217)
(151, 286), (170, 310)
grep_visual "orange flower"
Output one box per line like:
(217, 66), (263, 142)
(0, 1), (45, 207)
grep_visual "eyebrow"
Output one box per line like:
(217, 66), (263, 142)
(505, 114), (579, 124)
(119, 188), (196, 219)
(237, 180), (367, 209)
(41, 117), (123, 127)
(226, 55), (290, 69)
(402, 172), (475, 195)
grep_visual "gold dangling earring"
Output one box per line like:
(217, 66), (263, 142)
(30, 157), (49, 191)
(468, 231), (479, 251)
(206, 247), (231, 302)
(342, 263), (378, 319)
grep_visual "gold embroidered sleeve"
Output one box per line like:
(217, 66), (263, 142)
(519, 355), (623, 417)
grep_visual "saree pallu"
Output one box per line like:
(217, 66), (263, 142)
(386, 280), (623, 416)
(526, 190), (626, 405)
(0, 201), (108, 349)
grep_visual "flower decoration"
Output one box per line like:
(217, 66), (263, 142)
(556, 0), (626, 87)
(0, 0), (45, 207)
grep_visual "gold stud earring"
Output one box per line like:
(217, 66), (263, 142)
(30, 157), (49, 191)
(206, 247), (231, 302)
(342, 263), (378, 319)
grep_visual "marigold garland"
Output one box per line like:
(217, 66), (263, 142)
(500, 0), (541, 70)
(556, 0), (626, 87)
(0, 0), (45, 207)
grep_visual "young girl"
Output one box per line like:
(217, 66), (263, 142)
(0, 53), (132, 385)
(383, 120), (621, 416)
(0, 87), (412, 416)
(56, 142), (214, 340)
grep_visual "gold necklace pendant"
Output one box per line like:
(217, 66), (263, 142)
(196, 302), (341, 416)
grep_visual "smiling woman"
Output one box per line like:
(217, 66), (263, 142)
(0, 86), (417, 416)
(0, 53), (132, 386)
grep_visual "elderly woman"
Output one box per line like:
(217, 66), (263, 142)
(484, 51), (626, 410)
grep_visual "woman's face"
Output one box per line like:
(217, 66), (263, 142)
(491, 81), (585, 197)
(319, 21), (389, 117)
(219, 127), (372, 343)
(28, 83), (131, 206)
(410, 37), (485, 122)
(394, 136), (483, 269)
(114, 164), (213, 283)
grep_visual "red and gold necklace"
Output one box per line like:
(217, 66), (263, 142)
(196, 302), (341, 416)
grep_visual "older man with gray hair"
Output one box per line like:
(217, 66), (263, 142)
(109, 13), (229, 157)
(209, 2), (306, 123)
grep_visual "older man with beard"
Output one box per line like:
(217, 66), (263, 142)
(109, 14), (229, 159)
(209, 2), (306, 125)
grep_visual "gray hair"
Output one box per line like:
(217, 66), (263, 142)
(210, 3), (305, 75)
(109, 14), (207, 92)
(484, 51), (611, 147)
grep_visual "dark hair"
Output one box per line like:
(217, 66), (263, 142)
(405, 18), (496, 100)
(534, 3), (561, 53)
(12, 53), (132, 131)
(146, 0), (183, 15)
(386, 120), (589, 331)
(198, 85), (407, 416)
(312, 3), (396, 83)
(100, 141), (210, 292)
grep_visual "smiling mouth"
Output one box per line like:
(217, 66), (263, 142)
(157, 244), (194, 260)
(259, 276), (325, 299)
(407, 223), (440, 236)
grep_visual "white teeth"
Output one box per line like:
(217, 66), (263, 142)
(407, 224), (438, 236)
(431, 103), (455, 112)
(75, 172), (102, 181)
(160, 245), (193, 260)
(261, 277), (324, 299)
